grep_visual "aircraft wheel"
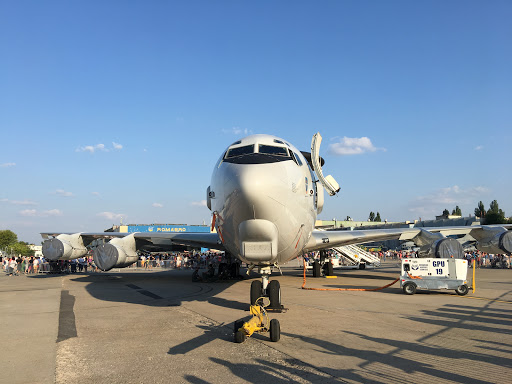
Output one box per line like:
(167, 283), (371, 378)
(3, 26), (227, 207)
(312, 261), (321, 277)
(325, 261), (334, 276)
(359, 263), (366, 270)
(234, 330), (246, 343)
(250, 280), (262, 305)
(218, 262), (227, 276)
(455, 284), (469, 296)
(234, 320), (244, 332)
(269, 319), (280, 342)
(403, 282), (416, 295)
(268, 280), (281, 308)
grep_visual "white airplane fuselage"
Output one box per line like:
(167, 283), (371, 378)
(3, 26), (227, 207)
(208, 134), (319, 266)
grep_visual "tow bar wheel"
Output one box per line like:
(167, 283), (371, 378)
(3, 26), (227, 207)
(269, 319), (280, 342)
(235, 329), (246, 343)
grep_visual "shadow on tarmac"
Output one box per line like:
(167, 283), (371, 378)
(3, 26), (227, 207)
(65, 270), (241, 308)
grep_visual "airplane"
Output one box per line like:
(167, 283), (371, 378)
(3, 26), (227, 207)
(42, 133), (512, 313)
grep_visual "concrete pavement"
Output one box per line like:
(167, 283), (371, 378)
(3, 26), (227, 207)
(1, 262), (511, 383)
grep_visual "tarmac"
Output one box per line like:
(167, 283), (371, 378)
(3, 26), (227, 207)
(1, 261), (511, 384)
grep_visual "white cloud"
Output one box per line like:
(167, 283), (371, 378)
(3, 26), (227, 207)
(19, 208), (63, 217)
(0, 162), (16, 168)
(191, 200), (207, 207)
(43, 209), (63, 217)
(408, 185), (490, 217)
(1, 199), (37, 206)
(222, 127), (253, 135)
(54, 189), (74, 197)
(475, 145), (483, 151)
(12, 199), (37, 206)
(97, 212), (124, 221)
(76, 143), (108, 153)
(91, 192), (100, 197)
(20, 209), (37, 217)
(329, 137), (383, 156)
(152, 203), (163, 208)
(76, 142), (124, 153)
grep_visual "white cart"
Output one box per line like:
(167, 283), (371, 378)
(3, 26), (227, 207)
(400, 258), (469, 295)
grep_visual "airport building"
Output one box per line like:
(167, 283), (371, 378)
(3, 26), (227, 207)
(106, 224), (211, 234)
(105, 224), (212, 252)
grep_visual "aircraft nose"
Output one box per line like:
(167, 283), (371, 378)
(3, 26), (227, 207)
(235, 164), (286, 210)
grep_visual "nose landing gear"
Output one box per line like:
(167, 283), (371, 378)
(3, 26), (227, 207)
(249, 267), (283, 311)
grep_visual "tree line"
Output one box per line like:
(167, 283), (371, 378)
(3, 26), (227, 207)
(440, 200), (511, 224)
(361, 200), (510, 225)
(0, 230), (35, 256)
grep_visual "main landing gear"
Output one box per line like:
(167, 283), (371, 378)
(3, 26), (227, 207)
(312, 250), (334, 278)
(249, 266), (283, 311)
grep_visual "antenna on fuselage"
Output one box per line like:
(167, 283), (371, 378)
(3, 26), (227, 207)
(310, 132), (340, 196)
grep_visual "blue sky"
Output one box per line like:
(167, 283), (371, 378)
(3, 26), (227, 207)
(1, 1), (511, 244)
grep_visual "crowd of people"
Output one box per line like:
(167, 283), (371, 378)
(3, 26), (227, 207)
(1, 255), (45, 276)
(1, 251), (234, 276)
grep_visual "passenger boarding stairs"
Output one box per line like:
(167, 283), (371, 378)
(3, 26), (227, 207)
(331, 245), (381, 267)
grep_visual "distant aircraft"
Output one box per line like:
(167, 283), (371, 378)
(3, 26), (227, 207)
(42, 133), (512, 309)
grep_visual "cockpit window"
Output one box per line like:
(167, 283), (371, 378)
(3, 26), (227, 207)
(258, 145), (289, 157)
(225, 145), (254, 159)
(223, 143), (293, 164)
(292, 152), (303, 166)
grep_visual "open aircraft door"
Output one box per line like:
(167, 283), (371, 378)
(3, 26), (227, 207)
(311, 133), (340, 196)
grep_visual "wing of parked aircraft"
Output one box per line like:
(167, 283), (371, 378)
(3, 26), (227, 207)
(41, 231), (222, 271)
(306, 224), (512, 258)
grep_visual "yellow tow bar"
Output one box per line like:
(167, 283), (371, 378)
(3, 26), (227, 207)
(234, 298), (280, 343)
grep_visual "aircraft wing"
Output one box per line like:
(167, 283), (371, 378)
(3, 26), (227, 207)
(41, 231), (223, 263)
(304, 225), (512, 255)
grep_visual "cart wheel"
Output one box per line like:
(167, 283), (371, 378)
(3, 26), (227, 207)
(455, 284), (469, 296)
(234, 329), (246, 343)
(269, 319), (280, 342)
(234, 320), (244, 332)
(403, 282), (416, 295)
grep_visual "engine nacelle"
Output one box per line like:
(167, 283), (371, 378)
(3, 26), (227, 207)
(42, 233), (88, 261)
(476, 230), (512, 255)
(417, 238), (464, 259)
(412, 230), (464, 259)
(93, 234), (138, 271)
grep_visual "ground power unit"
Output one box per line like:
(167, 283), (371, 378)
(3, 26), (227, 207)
(400, 258), (470, 295)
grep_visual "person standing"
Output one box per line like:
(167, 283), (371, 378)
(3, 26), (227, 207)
(33, 257), (40, 274)
(16, 257), (23, 275)
(9, 257), (17, 276)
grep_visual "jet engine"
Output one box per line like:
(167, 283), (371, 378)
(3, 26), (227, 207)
(417, 238), (464, 259)
(412, 229), (464, 259)
(475, 228), (512, 254)
(93, 234), (138, 271)
(42, 233), (88, 261)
